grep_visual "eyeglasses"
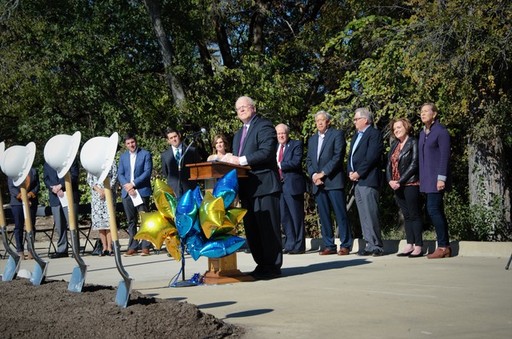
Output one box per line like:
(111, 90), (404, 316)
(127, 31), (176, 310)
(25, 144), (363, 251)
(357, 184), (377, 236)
(236, 105), (252, 112)
(353, 117), (365, 123)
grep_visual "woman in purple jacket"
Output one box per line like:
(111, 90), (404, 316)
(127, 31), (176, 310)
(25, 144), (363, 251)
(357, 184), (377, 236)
(419, 103), (451, 259)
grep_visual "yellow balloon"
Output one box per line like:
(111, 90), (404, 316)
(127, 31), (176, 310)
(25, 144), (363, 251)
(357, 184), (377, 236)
(135, 211), (176, 249)
(164, 234), (181, 261)
(153, 179), (177, 220)
(199, 191), (226, 238)
(225, 208), (247, 226)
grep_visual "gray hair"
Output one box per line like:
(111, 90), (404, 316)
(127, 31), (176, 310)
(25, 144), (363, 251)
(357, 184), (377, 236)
(314, 110), (332, 121)
(355, 107), (373, 124)
(275, 123), (290, 134)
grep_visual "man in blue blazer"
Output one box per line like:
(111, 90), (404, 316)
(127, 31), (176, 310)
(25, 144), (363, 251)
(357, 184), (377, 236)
(229, 96), (282, 280)
(161, 128), (201, 198)
(117, 133), (153, 256)
(306, 111), (352, 256)
(43, 161), (79, 258)
(347, 107), (384, 256)
(276, 123), (306, 254)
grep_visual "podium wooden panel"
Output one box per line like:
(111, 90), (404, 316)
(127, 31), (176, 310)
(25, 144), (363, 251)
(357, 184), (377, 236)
(186, 161), (254, 284)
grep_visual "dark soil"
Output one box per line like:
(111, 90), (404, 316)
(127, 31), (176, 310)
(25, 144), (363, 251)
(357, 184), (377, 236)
(0, 278), (244, 338)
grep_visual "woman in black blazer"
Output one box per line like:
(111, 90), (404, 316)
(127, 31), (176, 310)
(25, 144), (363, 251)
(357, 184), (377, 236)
(386, 118), (423, 257)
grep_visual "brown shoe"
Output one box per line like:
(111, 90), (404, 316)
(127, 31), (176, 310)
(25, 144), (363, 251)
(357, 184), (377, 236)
(141, 248), (151, 256)
(337, 247), (350, 256)
(27, 252), (34, 260)
(319, 248), (337, 255)
(123, 249), (138, 257)
(427, 247), (451, 259)
(17, 252), (25, 260)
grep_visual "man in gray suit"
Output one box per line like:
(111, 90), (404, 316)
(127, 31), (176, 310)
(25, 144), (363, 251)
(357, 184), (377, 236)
(347, 107), (384, 256)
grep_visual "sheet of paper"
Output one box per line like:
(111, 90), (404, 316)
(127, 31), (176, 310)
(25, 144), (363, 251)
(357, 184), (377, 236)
(58, 194), (69, 207)
(130, 189), (143, 207)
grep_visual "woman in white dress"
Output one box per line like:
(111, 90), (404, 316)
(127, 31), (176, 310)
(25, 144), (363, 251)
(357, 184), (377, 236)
(87, 163), (117, 256)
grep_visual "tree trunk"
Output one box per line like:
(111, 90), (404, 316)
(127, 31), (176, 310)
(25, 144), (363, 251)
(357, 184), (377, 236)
(249, 0), (271, 54)
(143, 0), (186, 108)
(467, 134), (511, 237)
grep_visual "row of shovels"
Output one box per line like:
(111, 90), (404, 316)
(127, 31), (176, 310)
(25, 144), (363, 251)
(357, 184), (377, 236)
(0, 133), (132, 307)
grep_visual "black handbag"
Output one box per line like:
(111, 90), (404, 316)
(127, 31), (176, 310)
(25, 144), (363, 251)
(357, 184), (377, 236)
(91, 239), (103, 256)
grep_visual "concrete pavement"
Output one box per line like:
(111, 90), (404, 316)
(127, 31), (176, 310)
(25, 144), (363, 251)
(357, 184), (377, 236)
(1, 240), (512, 338)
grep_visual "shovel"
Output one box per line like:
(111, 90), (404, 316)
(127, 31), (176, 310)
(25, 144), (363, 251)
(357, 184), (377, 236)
(0, 188), (21, 281)
(104, 177), (132, 308)
(20, 186), (48, 285)
(64, 172), (87, 292)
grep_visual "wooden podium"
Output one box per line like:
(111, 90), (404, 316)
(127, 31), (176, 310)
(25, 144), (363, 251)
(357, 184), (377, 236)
(187, 161), (254, 284)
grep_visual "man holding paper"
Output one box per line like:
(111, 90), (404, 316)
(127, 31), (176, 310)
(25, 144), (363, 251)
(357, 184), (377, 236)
(43, 160), (80, 259)
(118, 133), (153, 256)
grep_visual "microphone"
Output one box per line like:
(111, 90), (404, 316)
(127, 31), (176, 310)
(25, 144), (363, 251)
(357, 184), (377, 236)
(189, 128), (207, 138)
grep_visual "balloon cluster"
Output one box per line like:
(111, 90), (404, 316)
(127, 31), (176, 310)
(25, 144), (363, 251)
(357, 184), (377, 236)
(134, 169), (246, 261)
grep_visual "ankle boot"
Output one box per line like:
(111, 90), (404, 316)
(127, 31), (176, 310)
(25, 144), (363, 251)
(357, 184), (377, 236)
(427, 247), (451, 259)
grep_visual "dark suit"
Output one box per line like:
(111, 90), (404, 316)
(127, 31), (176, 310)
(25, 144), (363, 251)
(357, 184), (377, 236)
(118, 147), (153, 251)
(306, 128), (352, 250)
(347, 125), (384, 253)
(43, 161), (80, 254)
(278, 139), (306, 252)
(8, 168), (39, 253)
(232, 115), (282, 274)
(161, 144), (201, 198)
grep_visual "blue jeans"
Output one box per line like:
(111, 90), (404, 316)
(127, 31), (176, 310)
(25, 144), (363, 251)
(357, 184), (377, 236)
(425, 192), (450, 247)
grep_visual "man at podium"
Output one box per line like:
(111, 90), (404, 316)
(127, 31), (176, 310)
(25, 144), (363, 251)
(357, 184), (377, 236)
(228, 96), (282, 280)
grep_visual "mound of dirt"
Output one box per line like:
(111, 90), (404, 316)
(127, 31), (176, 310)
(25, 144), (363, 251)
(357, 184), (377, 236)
(0, 278), (244, 338)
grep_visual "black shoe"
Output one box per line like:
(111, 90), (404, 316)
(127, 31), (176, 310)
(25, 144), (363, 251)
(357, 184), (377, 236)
(102, 250), (110, 256)
(372, 250), (384, 257)
(358, 250), (373, 256)
(289, 250), (305, 255)
(50, 252), (69, 259)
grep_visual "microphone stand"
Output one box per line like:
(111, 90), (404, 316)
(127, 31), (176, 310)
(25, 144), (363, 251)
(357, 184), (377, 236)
(171, 136), (200, 287)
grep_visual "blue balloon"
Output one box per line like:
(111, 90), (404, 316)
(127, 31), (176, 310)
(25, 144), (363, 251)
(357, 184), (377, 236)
(213, 169), (238, 208)
(199, 235), (246, 258)
(192, 185), (203, 206)
(186, 233), (205, 261)
(177, 189), (197, 214)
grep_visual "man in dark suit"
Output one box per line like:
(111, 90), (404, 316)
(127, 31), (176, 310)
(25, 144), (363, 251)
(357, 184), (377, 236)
(117, 133), (153, 256)
(43, 161), (79, 258)
(347, 107), (384, 256)
(229, 96), (282, 280)
(276, 123), (306, 254)
(161, 128), (201, 198)
(306, 111), (352, 256)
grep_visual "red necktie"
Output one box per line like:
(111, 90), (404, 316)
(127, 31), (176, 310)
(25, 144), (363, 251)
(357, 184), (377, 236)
(278, 144), (284, 180)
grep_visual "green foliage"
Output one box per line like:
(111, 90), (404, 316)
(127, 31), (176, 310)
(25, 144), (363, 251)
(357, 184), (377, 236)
(444, 191), (510, 241)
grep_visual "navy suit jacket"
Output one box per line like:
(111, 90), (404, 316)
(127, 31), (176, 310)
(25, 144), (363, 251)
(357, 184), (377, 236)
(9, 168), (40, 206)
(279, 139), (306, 196)
(117, 147), (153, 199)
(306, 128), (346, 194)
(43, 161), (80, 207)
(161, 144), (201, 196)
(232, 115), (281, 199)
(347, 125), (383, 188)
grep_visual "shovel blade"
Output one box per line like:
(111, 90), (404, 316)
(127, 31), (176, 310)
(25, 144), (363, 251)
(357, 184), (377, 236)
(68, 266), (87, 292)
(115, 278), (133, 308)
(30, 261), (48, 286)
(2, 255), (21, 281)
